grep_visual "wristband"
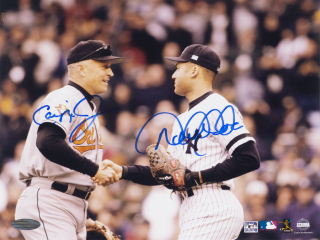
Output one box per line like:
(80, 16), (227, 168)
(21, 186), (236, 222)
(198, 171), (203, 184)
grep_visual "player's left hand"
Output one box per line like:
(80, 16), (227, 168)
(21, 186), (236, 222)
(156, 169), (199, 190)
(147, 143), (200, 191)
(184, 170), (200, 188)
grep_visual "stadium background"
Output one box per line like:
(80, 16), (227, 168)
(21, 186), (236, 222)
(0, 0), (319, 239)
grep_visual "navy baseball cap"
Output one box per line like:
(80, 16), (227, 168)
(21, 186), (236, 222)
(165, 44), (220, 74)
(67, 40), (124, 65)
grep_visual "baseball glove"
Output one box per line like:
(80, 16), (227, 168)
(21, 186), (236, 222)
(146, 144), (198, 191)
(86, 219), (120, 240)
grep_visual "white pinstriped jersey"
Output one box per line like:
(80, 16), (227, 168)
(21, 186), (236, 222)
(167, 92), (254, 189)
(19, 85), (103, 186)
(167, 92), (252, 239)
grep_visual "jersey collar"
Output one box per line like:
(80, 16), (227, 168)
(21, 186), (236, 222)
(68, 81), (94, 109)
(188, 91), (214, 110)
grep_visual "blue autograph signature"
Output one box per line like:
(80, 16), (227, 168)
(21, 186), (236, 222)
(135, 105), (243, 155)
(33, 95), (118, 143)
(33, 96), (243, 156)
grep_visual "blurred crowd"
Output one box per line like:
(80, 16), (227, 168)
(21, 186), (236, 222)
(0, 0), (319, 239)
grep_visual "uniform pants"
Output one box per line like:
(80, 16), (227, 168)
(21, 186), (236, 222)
(15, 185), (88, 240)
(178, 185), (243, 240)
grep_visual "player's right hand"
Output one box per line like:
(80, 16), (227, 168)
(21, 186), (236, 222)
(93, 161), (119, 186)
(100, 160), (123, 179)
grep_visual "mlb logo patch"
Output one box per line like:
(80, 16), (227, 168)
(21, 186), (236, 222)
(260, 221), (277, 231)
(191, 55), (199, 60)
(244, 221), (258, 233)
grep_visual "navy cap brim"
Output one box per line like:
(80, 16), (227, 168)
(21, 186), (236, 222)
(93, 56), (125, 64)
(165, 57), (189, 62)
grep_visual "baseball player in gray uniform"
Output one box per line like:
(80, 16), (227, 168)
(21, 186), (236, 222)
(97, 44), (260, 240)
(15, 40), (124, 240)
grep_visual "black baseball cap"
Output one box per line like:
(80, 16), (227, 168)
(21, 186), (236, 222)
(165, 44), (220, 74)
(67, 40), (124, 65)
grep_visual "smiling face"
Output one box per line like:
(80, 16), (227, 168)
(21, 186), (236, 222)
(171, 62), (193, 96)
(81, 60), (114, 95)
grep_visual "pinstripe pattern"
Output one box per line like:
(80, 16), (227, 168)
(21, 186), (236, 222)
(167, 93), (250, 239)
(178, 188), (243, 240)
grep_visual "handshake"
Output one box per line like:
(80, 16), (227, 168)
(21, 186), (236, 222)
(90, 144), (201, 190)
(91, 160), (122, 186)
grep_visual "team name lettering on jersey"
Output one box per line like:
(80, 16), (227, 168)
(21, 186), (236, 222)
(71, 120), (103, 154)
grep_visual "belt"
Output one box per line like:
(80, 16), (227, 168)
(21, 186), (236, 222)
(26, 178), (93, 200)
(186, 184), (230, 197)
(51, 182), (91, 200)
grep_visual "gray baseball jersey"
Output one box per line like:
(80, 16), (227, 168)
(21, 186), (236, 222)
(19, 85), (103, 186)
(16, 85), (102, 240)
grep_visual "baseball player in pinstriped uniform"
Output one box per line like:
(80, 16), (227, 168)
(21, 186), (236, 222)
(97, 44), (260, 240)
(15, 40), (123, 240)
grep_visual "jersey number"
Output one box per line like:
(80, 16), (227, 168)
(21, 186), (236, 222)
(184, 128), (202, 154)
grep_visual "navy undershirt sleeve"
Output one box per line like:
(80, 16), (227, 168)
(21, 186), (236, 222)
(121, 141), (260, 185)
(36, 122), (99, 177)
(121, 165), (160, 186)
(200, 140), (260, 183)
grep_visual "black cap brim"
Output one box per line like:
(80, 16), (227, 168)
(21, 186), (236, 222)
(93, 56), (125, 64)
(165, 57), (189, 63)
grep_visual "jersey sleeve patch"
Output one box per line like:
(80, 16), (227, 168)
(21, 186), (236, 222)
(54, 103), (71, 116)
(35, 93), (75, 134)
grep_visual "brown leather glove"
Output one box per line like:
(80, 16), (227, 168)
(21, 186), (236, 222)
(86, 218), (121, 240)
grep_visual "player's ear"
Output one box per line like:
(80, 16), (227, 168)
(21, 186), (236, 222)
(77, 64), (86, 77)
(190, 64), (199, 78)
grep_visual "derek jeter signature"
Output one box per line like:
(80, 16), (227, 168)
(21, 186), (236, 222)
(135, 105), (243, 156)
